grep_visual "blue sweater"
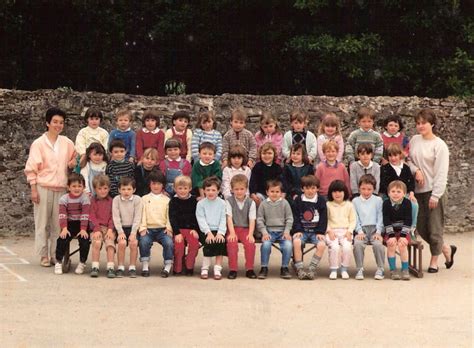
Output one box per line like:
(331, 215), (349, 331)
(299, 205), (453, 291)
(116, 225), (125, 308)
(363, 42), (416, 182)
(109, 129), (136, 159)
(352, 194), (384, 234)
(196, 197), (227, 235)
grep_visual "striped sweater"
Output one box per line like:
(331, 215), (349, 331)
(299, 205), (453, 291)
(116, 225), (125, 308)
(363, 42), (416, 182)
(105, 160), (135, 197)
(191, 129), (223, 161)
(345, 128), (384, 164)
(58, 193), (90, 230)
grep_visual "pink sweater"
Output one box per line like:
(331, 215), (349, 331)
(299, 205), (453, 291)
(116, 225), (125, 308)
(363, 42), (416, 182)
(255, 131), (283, 163)
(315, 161), (351, 197)
(24, 133), (75, 190)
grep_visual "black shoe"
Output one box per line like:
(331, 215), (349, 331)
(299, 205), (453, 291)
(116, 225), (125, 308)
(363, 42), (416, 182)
(427, 267), (439, 273)
(280, 267), (291, 279)
(258, 267), (268, 279)
(129, 269), (137, 278)
(184, 268), (194, 276)
(173, 271), (183, 276)
(161, 268), (170, 278)
(115, 269), (124, 278)
(141, 269), (150, 277)
(246, 270), (257, 279)
(445, 245), (457, 269)
(227, 271), (237, 279)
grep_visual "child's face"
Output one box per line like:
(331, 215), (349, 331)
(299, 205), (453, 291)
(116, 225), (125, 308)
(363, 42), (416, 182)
(262, 122), (276, 135)
(291, 120), (305, 132)
(359, 117), (374, 131)
(388, 153), (402, 165)
(231, 118), (245, 132)
(386, 121), (400, 135)
(332, 190), (345, 203)
(199, 148), (215, 164)
(111, 147), (126, 161)
(204, 184), (219, 200)
(68, 181), (84, 196)
(144, 118), (157, 131)
(230, 156), (243, 168)
(388, 186), (405, 202)
(119, 184), (135, 199)
(142, 155), (157, 170)
(290, 148), (303, 164)
(95, 185), (110, 199)
(87, 116), (101, 129)
(232, 183), (247, 200)
(116, 116), (131, 131)
(46, 115), (65, 135)
(358, 151), (372, 165)
(201, 119), (214, 132)
(261, 149), (275, 165)
(359, 183), (374, 200)
(324, 147), (338, 162)
(166, 147), (180, 160)
(175, 185), (191, 199)
(324, 124), (336, 136)
(266, 185), (282, 202)
(90, 150), (104, 164)
(416, 119), (433, 137)
(150, 181), (164, 195)
(302, 185), (318, 199)
(173, 117), (188, 132)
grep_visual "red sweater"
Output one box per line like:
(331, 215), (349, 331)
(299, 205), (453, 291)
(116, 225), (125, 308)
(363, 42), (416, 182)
(58, 193), (90, 230)
(135, 128), (165, 161)
(315, 161), (351, 197)
(89, 196), (114, 232)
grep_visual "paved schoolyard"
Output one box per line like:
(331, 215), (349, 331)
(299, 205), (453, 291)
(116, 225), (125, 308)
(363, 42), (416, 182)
(0, 233), (472, 347)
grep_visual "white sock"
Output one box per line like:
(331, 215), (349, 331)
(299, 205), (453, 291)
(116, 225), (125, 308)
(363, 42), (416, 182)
(129, 265), (136, 271)
(201, 257), (211, 271)
(214, 264), (222, 276)
(118, 265), (125, 271)
(92, 262), (99, 269)
(107, 262), (115, 270)
(142, 261), (149, 271)
(164, 263), (172, 273)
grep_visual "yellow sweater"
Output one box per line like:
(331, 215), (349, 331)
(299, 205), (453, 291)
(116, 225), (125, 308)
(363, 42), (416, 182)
(326, 200), (356, 233)
(139, 193), (172, 231)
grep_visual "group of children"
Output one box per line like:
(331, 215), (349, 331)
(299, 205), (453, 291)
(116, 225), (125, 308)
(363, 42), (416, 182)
(54, 105), (419, 281)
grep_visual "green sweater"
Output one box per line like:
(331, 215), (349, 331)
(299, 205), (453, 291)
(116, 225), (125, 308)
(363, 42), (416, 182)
(345, 128), (384, 164)
(191, 160), (222, 189)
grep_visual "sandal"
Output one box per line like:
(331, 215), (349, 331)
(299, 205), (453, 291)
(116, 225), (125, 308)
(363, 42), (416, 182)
(40, 257), (51, 267)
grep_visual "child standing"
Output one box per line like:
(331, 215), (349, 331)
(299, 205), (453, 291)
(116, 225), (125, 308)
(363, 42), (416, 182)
(381, 114), (410, 163)
(112, 177), (142, 278)
(345, 107), (384, 164)
(383, 180), (413, 281)
(159, 139), (192, 196)
(221, 107), (258, 168)
(75, 107), (109, 167)
(221, 145), (252, 199)
(254, 112), (283, 163)
(54, 173), (90, 275)
(257, 179), (294, 280)
(108, 109), (136, 163)
(80, 142), (108, 196)
(315, 140), (351, 198)
(352, 174), (385, 280)
(138, 171), (174, 278)
(88, 175), (116, 278)
(191, 142), (222, 199)
(317, 112), (344, 163)
(191, 110), (223, 162)
(169, 175), (201, 276)
(282, 144), (314, 203)
(165, 111), (193, 162)
(291, 175), (327, 280)
(249, 143), (283, 206)
(326, 180), (355, 280)
(135, 148), (162, 197)
(349, 143), (381, 196)
(195, 177), (227, 280)
(106, 140), (135, 197)
(135, 110), (165, 164)
(380, 143), (415, 200)
(282, 109), (317, 163)
(225, 174), (257, 279)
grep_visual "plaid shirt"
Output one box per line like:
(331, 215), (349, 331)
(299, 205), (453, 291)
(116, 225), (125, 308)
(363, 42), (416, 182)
(222, 128), (257, 162)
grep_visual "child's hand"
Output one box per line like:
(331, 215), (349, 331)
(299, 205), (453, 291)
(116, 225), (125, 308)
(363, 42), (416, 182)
(283, 232), (291, 241)
(345, 231), (352, 241)
(409, 192), (416, 202)
(106, 229), (115, 240)
(262, 233), (270, 241)
(165, 229), (173, 237)
(293, 232), (302, 239)
(227, 233), (237, 242)
(356, 233), (365, 241)
(78, 230), (88, 239)
(129, 234), (137, 242)
(59, 228), (70, 239)
(92, 231), (102, 241)
(386, 237), (397, 247)
(139, 229), (147, 237)
(221, 160), (228, 169)
(118, 232), (126, 241)
(205, 232), (215, 244)
(251, 194), (261, 206)
(175, 234), (183, 243)
(190, 230), (199, 239)
(399, 237), (409, 247)
(215, 234), (225, 243)
(316, 234), (325, 241)
(381, 158), (388, 165)
(247, 160), (255, 168)
(372, 234), (383, 242)
(128, 157), (135, 163)
(246, 234), (255, 243)
(327, 230), (335, 241)
(137, 160), (142, 166)
(292, 194), (298, 200)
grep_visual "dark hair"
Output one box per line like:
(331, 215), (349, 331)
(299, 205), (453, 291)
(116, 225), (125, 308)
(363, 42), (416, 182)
(202, 176), (221, 190)
(358, 174), (376, 188)
(148, 171), (166, 186)
(356, 143), (373, 155)
(290, 143), (309, 165)
(301, 175), (320, 189)
(383, 114), (404, 131)
(67, 173), (85, 187)
(45, 107), (66, 124)
(199, 141), (216, 153)
(119, 177), (136, 189)
(290, 109), (308, 123)
(415, 108), (437, 128)
(142, 110), (160, 127)
(109, 139), (126, 152)
(84, 107), (103, 123)
(164, 138), (181, 150)
(266, 179), (283, 191)
(357, 107), (376, 121)
(228, 145), (248, 168)
(172, 111), (190, 123)
(85, 142), (108, 163)
(196, 110), (216, 129)
(327, 180), (350, 201)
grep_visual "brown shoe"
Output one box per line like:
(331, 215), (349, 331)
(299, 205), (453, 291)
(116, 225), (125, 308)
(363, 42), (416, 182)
(40, 257), (51, 267)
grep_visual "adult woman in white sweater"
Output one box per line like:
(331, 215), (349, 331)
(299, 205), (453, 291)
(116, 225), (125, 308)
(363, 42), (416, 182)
(408, 109), (456, 273)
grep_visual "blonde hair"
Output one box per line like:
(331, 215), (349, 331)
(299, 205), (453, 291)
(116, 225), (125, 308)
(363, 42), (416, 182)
(318, 113), (341, 136)
(92, 174), (110, 189)
(231, 107), (247, 122)
(322, 139), (339, 153)
(259, 142), (277, 161)
(386, 143), (404, 158)
(230, 174), (249, 188)
(174, 175), (192, 188)
(142, 148), (159, 161)
(115, 109), (133, 121)
(388, 180), (407, 195)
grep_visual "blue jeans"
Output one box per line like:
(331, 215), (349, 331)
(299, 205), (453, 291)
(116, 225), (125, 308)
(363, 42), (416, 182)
(138, 228), (174, 262)
(260, 230), (293, 267)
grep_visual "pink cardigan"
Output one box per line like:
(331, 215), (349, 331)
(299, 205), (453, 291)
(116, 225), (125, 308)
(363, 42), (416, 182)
(255, 131), (283, 163)
(315, 161), (351, 197)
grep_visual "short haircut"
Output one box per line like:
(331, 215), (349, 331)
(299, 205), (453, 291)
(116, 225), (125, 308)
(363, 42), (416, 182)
(148, 171), (166, 186)
(109, 139), (126, 152)
(266, 179), (283, 191)
(322, 139), (339, 153)
(259, 142), (277, 158)
(290, 143), (309, 165)
(388, 180), (407, 194)
(230, 174), (249, 188)
(231, 107), (247, 122)
(386, 143), (404, 158)
(290, 109), (308, 123)
(383, 114), (404, 131)
(199, 141), (216, 153)
(318, 113), (341, 136)
(142, 110), (160, 127)
(92, 174), (110, 189)
(228, 145), (248, 167)
(68, 173), (86, 187)
(327, 180), (350, 201)
(415, 108), (437, 128)
(84, 107), (103, 122)
(356, 143), (373, 155)
(197, 110), (216, 129)
(142, 147), (159, 161)
(119, 176), (136, 189)
(172, 110), (190, 123)
(301, 175), (320, 189)
(116, 109), (132, 121)
(358, 174), (376, 188)
(203, 176), (221, 190)
(164, 138), (181, 150)
(357, 107), (376, 120)
(45, 107), (66, 124)
(174, 175), (192, 188)
(86, 142), (108, 162)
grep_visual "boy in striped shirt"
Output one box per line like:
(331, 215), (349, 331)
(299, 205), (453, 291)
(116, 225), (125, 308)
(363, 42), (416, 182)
(106, 139), (135, 197)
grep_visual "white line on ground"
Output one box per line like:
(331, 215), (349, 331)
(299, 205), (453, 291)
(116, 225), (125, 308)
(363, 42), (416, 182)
(0, 264), (27, 282)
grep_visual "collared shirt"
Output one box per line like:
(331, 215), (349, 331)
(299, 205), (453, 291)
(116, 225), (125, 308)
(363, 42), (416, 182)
(383, 131), (400, 138)
(199, 160), (215, 166)
(302, 194), (318, 203)
(142, 127), (160, 134)
(390, 162), (403, 176)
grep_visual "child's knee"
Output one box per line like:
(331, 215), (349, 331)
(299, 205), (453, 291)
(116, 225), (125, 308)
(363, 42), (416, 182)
(129, 240), (138, 248)
(118, 240), (127, 249)
(316, 242), (326, 251)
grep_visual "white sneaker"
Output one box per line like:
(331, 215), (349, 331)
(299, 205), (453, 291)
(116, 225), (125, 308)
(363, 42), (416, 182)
(374, 268), (385, 280)
(54, 263), (63, 275)
(355, 268), (364, 280)
(341, 270), (350, 279)
(329, 271), (337, 280)
(75, 262), (86, 275)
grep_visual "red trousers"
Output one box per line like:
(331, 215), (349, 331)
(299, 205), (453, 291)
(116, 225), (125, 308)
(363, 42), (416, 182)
(226, 227), (256, 271)
(173, 229), (200, 273)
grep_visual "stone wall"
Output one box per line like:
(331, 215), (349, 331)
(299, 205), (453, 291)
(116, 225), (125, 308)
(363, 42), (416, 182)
(0, 88), (472, 235)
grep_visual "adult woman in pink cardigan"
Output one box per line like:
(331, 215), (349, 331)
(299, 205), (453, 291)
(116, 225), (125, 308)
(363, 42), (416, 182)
(24, 108), (76, 267)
